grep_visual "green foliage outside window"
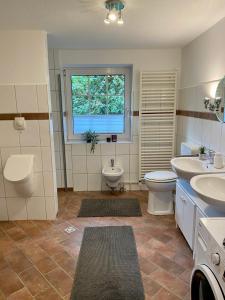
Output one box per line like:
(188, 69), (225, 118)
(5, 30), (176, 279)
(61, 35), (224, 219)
(71, 74), (125, 115)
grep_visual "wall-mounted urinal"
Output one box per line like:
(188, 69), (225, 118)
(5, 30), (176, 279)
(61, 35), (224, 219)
(4, 154), (34, 197)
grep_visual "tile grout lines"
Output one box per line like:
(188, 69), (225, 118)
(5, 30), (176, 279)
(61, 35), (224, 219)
(0, 191), (192, 299)
(0, 220), (76, 299)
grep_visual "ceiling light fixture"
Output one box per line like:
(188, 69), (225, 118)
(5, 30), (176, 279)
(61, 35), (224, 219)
(117, 11), (124, 25)
(104, 13), (110, 24)
(104, 0), (125, 25)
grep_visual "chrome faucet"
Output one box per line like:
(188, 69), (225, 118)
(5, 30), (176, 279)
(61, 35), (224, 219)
(110, 159), (115, 168)
(208, 149), (215, 164)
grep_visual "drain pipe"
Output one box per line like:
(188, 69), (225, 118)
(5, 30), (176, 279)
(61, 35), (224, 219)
(57, 74), (68, 191)
(106, 182), (126, 193)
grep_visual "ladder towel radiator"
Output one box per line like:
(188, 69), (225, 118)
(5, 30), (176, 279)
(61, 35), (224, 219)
(139, 71), (177, 180)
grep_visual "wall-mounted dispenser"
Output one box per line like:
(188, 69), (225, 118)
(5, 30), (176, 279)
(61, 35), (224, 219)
(14, 117), (26, 130)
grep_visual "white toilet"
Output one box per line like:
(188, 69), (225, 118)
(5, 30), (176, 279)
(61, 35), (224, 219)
(4, 154), (34, 197)
(144, 143), (199, 215)
(144, 171), (177, 215)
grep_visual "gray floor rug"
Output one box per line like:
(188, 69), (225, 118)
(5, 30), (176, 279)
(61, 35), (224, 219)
(70, 226), (145, 300)
(77, 198), (142, 217)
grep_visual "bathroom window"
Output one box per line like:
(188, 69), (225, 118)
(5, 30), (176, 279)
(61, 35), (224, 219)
(63, 66), (132, 142)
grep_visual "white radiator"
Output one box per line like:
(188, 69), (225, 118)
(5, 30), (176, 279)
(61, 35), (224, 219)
(139, 71), (177, 180)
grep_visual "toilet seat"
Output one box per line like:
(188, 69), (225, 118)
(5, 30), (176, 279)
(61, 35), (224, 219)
(144, 171), (177, 183)
(4, 155), (34, 182)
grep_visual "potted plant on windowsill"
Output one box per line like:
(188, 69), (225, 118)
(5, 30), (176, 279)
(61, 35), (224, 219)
(83, 130), (99, 154)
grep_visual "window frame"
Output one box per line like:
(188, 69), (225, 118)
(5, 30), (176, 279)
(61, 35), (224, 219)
(63, 66), (132, 143)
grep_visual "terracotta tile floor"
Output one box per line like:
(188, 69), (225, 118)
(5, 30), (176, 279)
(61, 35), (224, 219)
(0, 191), (193, 299)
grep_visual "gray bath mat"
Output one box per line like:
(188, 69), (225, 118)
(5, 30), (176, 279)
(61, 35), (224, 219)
(70, 226), (145, 300)
(77, 198), (142, 217)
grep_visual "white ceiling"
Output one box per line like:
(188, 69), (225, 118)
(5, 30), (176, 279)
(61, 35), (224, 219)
(0, 0), (225, 49)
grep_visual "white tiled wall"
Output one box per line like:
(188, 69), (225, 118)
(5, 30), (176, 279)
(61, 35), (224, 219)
(49, 49), (140, 191)
(66, 139), (140, 191)
(0, 84), (58, 221)
(176, 116), (225, 154)
(176, 80), (225, 155)
(48, 49), (66, 188)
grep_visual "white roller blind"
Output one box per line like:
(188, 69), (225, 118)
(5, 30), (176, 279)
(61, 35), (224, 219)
(139, 71), (177, 180)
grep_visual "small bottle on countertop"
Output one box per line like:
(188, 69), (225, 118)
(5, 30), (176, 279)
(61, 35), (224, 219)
(214, 152), (224, 169)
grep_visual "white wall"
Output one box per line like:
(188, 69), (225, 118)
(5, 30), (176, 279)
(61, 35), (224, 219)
(177, 17), (225, 155)
(181, 17), (225, 88)
(49, 48), (181, 191)
(0, 31), (50, 85)
(0, 31), (58, 220)
(60, 49), (181, 111)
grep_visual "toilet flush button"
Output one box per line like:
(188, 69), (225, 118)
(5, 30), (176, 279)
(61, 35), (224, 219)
(14, 117), (26, 130)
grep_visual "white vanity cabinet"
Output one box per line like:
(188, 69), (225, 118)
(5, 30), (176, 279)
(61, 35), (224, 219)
(175, 183), (195, 249)
(175, 179), (225, 252)
(193, 207), (206, 258)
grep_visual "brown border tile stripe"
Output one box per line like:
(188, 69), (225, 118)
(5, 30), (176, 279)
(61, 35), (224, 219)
(0, 113), (49, 120)
(1, 110), (217, 121)
(57, 187), (73, 192)
(133, 110), (219, 121)
(176, 110), (218, 121)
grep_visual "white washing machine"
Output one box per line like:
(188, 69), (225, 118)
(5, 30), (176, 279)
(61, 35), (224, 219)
(191, 218), (225, 299)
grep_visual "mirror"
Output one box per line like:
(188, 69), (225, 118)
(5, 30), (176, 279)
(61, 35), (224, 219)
(215, 76), (225, 122)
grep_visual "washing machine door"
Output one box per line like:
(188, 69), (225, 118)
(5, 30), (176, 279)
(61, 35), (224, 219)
(191, 265), (224, 300)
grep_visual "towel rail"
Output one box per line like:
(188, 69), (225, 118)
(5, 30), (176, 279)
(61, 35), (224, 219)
(139, 71), (177, 180)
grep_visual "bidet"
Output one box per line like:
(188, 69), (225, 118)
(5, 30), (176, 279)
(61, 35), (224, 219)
(102, 164), (124, 190)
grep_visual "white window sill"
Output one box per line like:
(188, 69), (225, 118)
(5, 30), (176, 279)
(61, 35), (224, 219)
(65, 140), (133, 145)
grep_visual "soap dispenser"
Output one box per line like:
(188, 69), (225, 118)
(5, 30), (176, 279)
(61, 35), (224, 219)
(214, 152), (224, 169)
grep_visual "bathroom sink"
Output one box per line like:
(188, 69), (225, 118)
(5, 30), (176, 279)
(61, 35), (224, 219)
(190, 174), (225, 212)
(171, 157), (225, 181)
